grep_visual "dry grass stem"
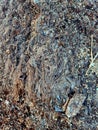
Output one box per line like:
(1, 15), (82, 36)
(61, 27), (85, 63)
(86, 35), (98, 75)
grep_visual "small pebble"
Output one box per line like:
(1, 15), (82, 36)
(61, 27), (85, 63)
(33, 0), (40, 4)
(5, 100), (9, 105)
(0, 98), (2, 101)
(54, 105), (63, 112)
(6, 49), (10, 54)
(64, 94), (86, 118)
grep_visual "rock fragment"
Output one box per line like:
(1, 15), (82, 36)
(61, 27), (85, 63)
(63, 94), (86, 118)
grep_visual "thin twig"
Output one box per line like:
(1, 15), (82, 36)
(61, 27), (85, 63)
(86, 35), (98, 75)
(86, 52), (98, 75)
(91, 35), (93, 61)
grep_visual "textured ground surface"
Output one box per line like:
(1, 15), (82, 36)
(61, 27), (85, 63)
(0, 0), (98, 129)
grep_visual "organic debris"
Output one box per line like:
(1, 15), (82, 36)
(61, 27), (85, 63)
(0, 0), (98, 129)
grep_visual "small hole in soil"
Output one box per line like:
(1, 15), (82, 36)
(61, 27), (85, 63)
(68, 90), (75, 98)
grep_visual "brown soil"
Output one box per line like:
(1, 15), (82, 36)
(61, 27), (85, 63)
(0, 0), (98, 129)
